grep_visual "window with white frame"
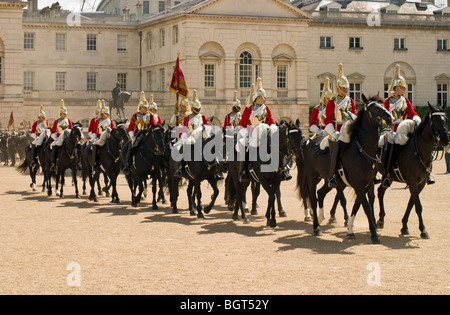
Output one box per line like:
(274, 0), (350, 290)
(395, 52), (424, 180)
(146, 71), (152, 91)
(147, 32), (152, 50)
(87, 34), (97, 51)
(55, 72), (66, 90)
(160, 68), (165, 91)
(349, 37), (362, 49)
(117, 73), (127, 90)
(160, 28), (165, 47)
(204, 64), (215, 88)
(349, 83), (361, 102)
(173, 25), (179, 45)
(117, 35), (127, 52)
(239, 51), (252, 89)
(407, 84), (414, 105)
(87, 72), (97, 91)
(394, 38), (406, 50)
(438, 83), (448, 106)
(24, 33), (34, 50)
(56, 33), (66, 51)
(320, 36), (333, 49)
(24, 71), (34, 90)
(437, 39), (449, 51)
(277, 65), (287, 89)
(159, 1), (165, 12)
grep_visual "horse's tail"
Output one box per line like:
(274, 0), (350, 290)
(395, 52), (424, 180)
(17, 158), (29, 175)
(295, 154), (309, 204)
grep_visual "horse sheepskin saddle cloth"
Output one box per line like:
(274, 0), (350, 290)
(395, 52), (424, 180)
(395, 120), (415, 145)
(319, 121), (352, 151)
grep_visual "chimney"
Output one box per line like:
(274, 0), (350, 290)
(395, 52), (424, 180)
(136, 0), (143, 21)
(27, 0), (38, 17)
(165, 0), (171, 12)
(123, 5), (130, 22)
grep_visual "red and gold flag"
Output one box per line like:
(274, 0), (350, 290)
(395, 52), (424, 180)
(7, 111), (14, 131)
(170, 53), (189, 99)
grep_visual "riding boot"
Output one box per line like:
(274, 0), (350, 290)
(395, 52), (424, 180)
(381, 142), (394, 188)
(174, 161), (184, 178)
(327, 140), (339, 188)
(50, 146), (58, 171)
(238, 150), (249, 183)
(281, 155), (292, 181)
(122, 145), (133, 175)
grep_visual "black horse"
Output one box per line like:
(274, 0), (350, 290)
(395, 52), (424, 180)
(376, 102), (448, 238)
(81, 122), (129, 203)
(123, 123), (165, 208)
(297, 95), (394, 243)
(44, 124), (84, 198)
(169, 126), (222, 218)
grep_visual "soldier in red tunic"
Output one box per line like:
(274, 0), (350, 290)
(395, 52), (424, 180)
(223, 91), (242, 130)
(310, 77), (333, 137)
(30, 105), (50, 167)
(49, 100), (73, 171)
(88, 100), (102, 143)
(148, 95), (163, 126)
(323, 64), (357, 188)
(122, 91), (152, 174)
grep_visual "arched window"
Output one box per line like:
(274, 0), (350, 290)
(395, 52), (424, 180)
(239, 51), (253, 89)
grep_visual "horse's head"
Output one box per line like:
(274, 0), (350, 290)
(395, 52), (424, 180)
(70, 124), (84, 143)
(427, 102), (448, 147)
(283, 119), (303, 161)
(148, 123), (165, 156)
(111, 123), (130, 147)
(361, 94), (394, 129)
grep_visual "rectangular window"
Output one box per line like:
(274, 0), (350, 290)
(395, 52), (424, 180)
(277, 65), (287, 89)
(349, 83), (361, 102)
(160, 68), (165, 91)
(438, 83), (448, 106)
(384, 83), (390, 99)
(55, 72), (66, 91)
(24, 71), (34, 90)
(173, 25), (179, 45)
(117, 35), (127, 52)
(56, 33), (66, 51)
(146, 71), (152, 91)
(407, 84), (414, 105)
(117, 73), (127, 90)
(239, 64), (252, 89)
(24, 33), (34, 50)
(143, 1), (150, 15)
(349, 37), (362, 49)
(204, 64), (215, 88)
(0, 57), (2, 84)
(147, 32), (152, 50)
(159, 1), (165, 12)
(87, 72), (97, 91)
(394, 38), (406, 50)
(320, 36), (333, 49)
(437, 39), (449, 51)
(87, 34), (97, 51)
(160, 29), (165, 47)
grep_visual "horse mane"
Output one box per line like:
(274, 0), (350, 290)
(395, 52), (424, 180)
(346, 95), (384, 137)
(413, 108), (430, 137)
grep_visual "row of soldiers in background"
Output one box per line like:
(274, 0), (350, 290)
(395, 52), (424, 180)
(309, 63), (434, 189)
(0, 128), (32, 166)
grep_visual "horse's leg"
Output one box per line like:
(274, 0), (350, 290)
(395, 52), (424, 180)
(187, 180), (195, 216)
(152, 176), (158, 210)
(260, 179), (276, 228)
(406, 182), (428, 239)
(276, 186), (286, 217)
(337, 188), (348, 226)
(377, 185), (388, 229)
(72, 167), (80, 199)
(346, 200), (361, 238)
(251, 182), (260, 215)
(59, 172), (65, 199)
(88, 170), (98, 202)
(195, 180), (204, 219)
(204, 178), (219, 214)
(317, 183), (331, 224)
(354, 186), (380, 244)
(400, 196), (415, 236)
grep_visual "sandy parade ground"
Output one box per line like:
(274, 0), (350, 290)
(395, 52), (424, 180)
(0, 157), (449, 296)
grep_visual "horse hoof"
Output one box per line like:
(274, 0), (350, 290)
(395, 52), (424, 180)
(304, 215), (312, 222)
(82, 191), (87, 195)
(76, 195), (80, 199)
(106, 193), (110, 198)
(242, 218), (250, 224)
(172, 208), (179, 214)
(377, 220), (384, 229)
(98, 191), (103, 196)
(190, 210), (196, 216)
(232, 214), (239, 221)
(314, 228), (322, 236)
(131, 202), (138, 207)
(346, 233), (356, 239)
(267, 219), (277, 228)
(279, 210), (287, 217)
(420, 232), (430, 239)
(251, 210), (258, 215)
(161, 200), (168, 204)
(197, 213), (205, 219)
(152, 205), (159, 210)
(371, 236), (381, 244)
(59, 195), (64, 199)
(401, 228), (409, 236)
(204, 206), (212, 214)
(111, 199), (120, 204)
(328, 217), (337, 224)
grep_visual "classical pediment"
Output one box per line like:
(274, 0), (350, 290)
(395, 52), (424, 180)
(272, 53), (294, 62)
(317, 72), (336, 80)
(186, 0), (311, 20)
(347, 72), (366, 81)
(435, 74), (450, 81)
(199, 51), (224, 63)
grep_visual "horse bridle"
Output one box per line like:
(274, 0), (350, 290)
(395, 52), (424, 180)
(429, 111), (447, 143)
(365, 101), (393, 129)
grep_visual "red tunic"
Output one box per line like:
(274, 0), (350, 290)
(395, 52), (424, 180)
(31, 120), (50, 136)
(88, 118), (98, 136)
(128, 112), (151, 135)
(324, 98), (357, 132)
(239, 105), (275, 128)
(95, 119), (115, 138)
(183, 114), (209, 127)
(50, 118), (73, 137)
(150, 114), (162, 126)
(384, 97), (417, 132)
(309, 105), (326, 129)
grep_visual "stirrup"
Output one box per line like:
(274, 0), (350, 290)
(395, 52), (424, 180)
(174, 169), (183, 178)
(427, 176), (435, 185)
(381, 177), (391, 188)
(215, 173), (224, 180)
(328, 176), (337, 188)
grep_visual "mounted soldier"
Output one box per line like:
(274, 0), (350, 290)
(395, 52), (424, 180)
(324, 63), (357, 188)
(310, 77), (333, 138)
(30, 105), (50, 167)
(92, 101), (115, 173)
(49, 100), (73, 171)
(148, 95), (162, 126)
(88, 100), (102, 143)
(122, 91), (152, 174)
(224, 91), (242, 130)
(380, 64), (433, 187)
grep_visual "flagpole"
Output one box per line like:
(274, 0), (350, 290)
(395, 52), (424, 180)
(174, 50), (180, 116)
